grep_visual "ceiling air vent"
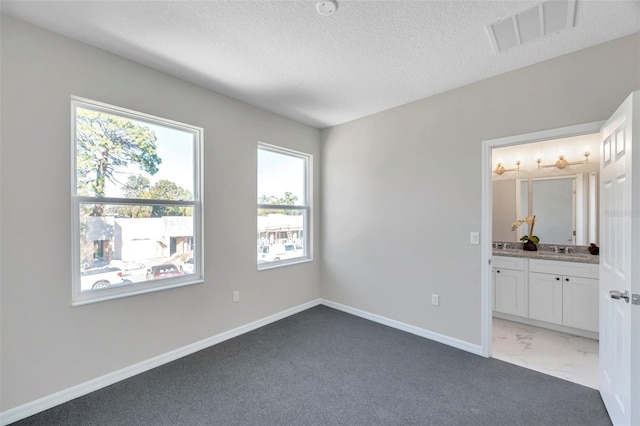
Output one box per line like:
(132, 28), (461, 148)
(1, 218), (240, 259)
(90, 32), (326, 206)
(487, 0), (576, 53)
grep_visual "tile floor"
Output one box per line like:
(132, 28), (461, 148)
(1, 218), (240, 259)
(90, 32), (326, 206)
(492, 317), (599, 389)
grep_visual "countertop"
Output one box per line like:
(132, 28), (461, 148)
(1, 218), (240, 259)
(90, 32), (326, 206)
(492, 248), (599, 264)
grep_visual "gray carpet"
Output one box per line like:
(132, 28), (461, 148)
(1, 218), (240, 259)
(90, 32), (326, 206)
(13, 305), (611, 425)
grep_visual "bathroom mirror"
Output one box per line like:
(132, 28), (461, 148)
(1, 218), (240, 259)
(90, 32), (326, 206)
(526, 176), (577, 245)
(491, 133), (600, 246)
(493, 173), (598, 245)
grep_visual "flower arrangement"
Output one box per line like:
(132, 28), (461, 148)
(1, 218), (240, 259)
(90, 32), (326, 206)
(511, 215), (539, 250)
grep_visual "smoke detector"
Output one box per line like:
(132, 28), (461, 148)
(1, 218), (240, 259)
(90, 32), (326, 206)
(316, 0), (338, 16)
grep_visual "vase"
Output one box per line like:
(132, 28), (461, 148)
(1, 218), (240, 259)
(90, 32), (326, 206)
(523, 242), (538, 251)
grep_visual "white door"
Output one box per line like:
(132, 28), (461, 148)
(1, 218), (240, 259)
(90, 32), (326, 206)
(599, 91), (639, 426)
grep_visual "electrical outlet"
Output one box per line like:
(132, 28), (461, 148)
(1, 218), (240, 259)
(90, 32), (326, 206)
(431, 294), (439, 306)
(233, 290), (240, 303)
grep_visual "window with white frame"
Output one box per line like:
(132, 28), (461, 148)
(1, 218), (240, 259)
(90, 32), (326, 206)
(257, 144), (311, 268)
(71, 97), (203, 305)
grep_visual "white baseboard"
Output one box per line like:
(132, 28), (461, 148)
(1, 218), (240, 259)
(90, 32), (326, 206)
(320, 299), (483, 356)
(1, 298), (481, 425)
(493, 312), (599, 341)
(0, 299), (322, 426)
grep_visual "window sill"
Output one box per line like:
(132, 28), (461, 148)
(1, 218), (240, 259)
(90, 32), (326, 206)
(257, 257), (313, 271)
(72, 277), (205, 306)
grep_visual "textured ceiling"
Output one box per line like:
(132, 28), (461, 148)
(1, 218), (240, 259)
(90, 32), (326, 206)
(2, 1), (639, 129)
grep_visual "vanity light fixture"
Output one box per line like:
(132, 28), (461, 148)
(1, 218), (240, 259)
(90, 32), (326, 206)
(537, 151), (590, 169)
(493, 160), (521, 175)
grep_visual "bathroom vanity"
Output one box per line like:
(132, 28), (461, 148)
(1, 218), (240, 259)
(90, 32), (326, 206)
(492, 245), (599, 339)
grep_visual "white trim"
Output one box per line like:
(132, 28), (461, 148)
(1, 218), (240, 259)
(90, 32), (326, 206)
(493, 311), (598, 340)
(481, 141), (493, 357)
(0, 299), (322, 426)
(575, 174), (583, 245)
(515, 178), (525, 241)
(257, 143), (313, 270)
(588, 172), (598, 244)
(1, 297), (491, 424)
(70, 96), (205, 306)
(71, 278), (206, 307)
(71, 96), (199, 131)
(484, 121), (605, 149)
(321, 299), (484, 356)
(481, 120), (605, 359)
(257, 257), (314, 271)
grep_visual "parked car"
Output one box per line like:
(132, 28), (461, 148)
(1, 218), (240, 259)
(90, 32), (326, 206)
(259, 243), (301, 263)
(181, 257), (195, 274)
(84, 258), (110, 270)
(80, 267), (123, 291)
(146, 264), (182, 280)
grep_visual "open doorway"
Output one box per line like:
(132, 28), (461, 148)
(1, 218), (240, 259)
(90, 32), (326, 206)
(481, 122), (604, 389)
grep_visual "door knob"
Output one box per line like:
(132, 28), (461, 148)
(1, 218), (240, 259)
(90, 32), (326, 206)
(610, 290), (630, 303)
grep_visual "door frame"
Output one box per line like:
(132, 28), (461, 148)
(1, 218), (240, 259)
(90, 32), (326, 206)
(480, 120), (605, 357)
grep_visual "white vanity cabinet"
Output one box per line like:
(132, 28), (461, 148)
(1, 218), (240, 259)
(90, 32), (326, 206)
(528, 259), (599, 333)
(562, 275), (599, 332)
(528, 271), (563, 325)
(493, 256), (527, 317)
(492, 254), (599, 337)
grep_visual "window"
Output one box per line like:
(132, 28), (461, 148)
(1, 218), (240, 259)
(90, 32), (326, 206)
(71, 97), (203, 305)
(257, 144), (311, 269)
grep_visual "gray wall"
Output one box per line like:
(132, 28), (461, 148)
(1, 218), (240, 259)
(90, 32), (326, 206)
(0, 16), (321, 411)
(2, 12), (639, 415)
(321, 33), (640, 345)
(492, 180), (517, 242)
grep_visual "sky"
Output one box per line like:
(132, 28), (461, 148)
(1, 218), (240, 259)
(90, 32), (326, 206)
(257, 148), (305, 203)
(101, 118), (195, 198)
(81, 108), (304, 203)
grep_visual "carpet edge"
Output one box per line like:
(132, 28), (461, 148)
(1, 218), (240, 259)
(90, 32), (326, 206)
(0, 298), (322, 425)
(320, 299), (484, 356)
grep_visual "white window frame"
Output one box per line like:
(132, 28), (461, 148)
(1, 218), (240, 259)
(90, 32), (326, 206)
(257, 143), (312, 270)
(71, 97), (204, 305)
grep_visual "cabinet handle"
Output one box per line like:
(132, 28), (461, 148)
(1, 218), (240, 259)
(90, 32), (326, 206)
(565, 277), (570, 282)
(556, 277), (560, 281)
(496, 270), (500, 273)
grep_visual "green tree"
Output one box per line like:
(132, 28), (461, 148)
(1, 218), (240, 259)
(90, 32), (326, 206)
(258, 191), (301, 215)
(122, 175), (151, 198)
(112, 176), (192, 218)
(110, 175), (151, 217)
(279, 192), (299, 208)
(258, 194), (275, 205)
(76, 108), (162, 215)
(148, 180), (193, 217)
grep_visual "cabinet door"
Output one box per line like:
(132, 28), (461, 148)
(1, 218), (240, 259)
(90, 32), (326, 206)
(562, 276), (599, 332)
(494, 268), (526, 317)
(528, 272), (563, 325)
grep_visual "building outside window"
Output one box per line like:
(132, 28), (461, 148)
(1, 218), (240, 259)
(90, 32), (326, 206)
(257, 143), (311, 269)
(71, 97), (203, 305)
